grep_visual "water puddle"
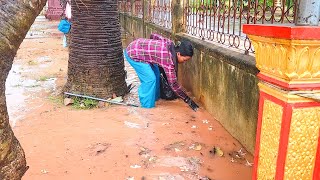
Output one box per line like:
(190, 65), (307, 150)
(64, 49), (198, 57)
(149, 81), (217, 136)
(5, 62), (57, 127)
(124, 121), (144, 129)
(5, 65), (29, 126)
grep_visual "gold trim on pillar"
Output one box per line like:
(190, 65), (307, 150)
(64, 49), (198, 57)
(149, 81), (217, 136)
(258, 82), (320, 103)
(258, 100), (283, 179)
(248, 35), (320, 84)
(284, 107), (320, 180)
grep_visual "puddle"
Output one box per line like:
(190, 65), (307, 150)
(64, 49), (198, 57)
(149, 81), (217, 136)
(154, 173), (184, 180)
(37, 56), (53, 68)
(5, 62), (57, 126)
(157, 156), (201, 173)
(124, 121), (142, 129)
(5, 65), (29, 126)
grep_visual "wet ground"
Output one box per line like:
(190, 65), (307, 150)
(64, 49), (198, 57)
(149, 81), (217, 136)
(8, 17), (253, 180)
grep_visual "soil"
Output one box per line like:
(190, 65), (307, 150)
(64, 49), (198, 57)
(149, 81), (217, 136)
(8, 17), (253, 180)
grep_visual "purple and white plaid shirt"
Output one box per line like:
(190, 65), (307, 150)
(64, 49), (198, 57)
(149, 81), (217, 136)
(126, 33), (188, 100)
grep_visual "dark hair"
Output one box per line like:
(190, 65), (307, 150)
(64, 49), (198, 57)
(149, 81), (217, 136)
(176, 40), (194, 57)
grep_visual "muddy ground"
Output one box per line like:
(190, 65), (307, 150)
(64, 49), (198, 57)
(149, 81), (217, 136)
(7, 17), (253, 180)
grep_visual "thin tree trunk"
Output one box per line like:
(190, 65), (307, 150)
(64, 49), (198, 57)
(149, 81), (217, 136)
(65, 0), (127, 99)
(0, 1), (47, 179)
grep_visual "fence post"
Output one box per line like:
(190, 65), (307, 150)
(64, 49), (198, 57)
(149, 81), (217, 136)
(131, 0), (135, 16)
(143, 0), (148, 38)
(295, 0), (320, 26)
(172, 0), (186, 38)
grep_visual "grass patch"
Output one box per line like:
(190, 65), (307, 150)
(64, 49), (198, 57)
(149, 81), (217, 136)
(72, 97), (99, 109)
(38, 76), (53, 81)
(12, 84), (23, 88)
(28, 60), (38, 66)
(48, 95), (63, 105)
(25, 84), (40, 88)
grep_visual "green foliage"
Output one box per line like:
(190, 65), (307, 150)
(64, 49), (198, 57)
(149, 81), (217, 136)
(72, 97), (98, 109)
(28, 60), (38, 65)
(38, 76), (52, 81)
(25, 84), (40, 88)
(48, 95), (63, 105)
(258, 0), (273, 7)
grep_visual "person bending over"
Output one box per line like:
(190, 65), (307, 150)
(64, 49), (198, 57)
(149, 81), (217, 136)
(124, 33), (199, 111)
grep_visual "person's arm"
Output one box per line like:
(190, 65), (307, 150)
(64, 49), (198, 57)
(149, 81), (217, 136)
(163, 67), (199, 111)
(150, 33), (172, 43)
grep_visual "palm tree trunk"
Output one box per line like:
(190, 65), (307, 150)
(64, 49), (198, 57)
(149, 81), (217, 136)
(0, 1), (47, 179)
(65, 0), (128, 99)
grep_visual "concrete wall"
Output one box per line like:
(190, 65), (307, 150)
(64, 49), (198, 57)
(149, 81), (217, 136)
(120, 13), (259, 154)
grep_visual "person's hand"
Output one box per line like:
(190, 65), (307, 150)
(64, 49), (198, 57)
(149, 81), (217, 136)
(184, 97), (199, 111)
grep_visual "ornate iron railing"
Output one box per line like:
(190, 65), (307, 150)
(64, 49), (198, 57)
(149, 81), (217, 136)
(119, 1), (131, 14)
(149, 0), (173, 29)
(119, 0), (297, 54)
(118, 0), (172, 29)
(133, 0), (143, 18)
(184, 0), (297, 54)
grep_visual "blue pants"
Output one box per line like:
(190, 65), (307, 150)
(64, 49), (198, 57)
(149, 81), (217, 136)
(124, 50), (160, 108)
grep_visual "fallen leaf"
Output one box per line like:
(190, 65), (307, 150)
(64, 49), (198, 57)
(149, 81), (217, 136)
(148, 156), (157, 162)
(215, 147), (224, 156)
(195, 144), (202, 151)
(189, 143), (202, 151)
(210, 147), (224, 157)
(138, 146), (151, 156)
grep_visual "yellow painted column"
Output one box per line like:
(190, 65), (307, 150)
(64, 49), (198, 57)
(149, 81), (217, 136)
(243, 25), (320, 180)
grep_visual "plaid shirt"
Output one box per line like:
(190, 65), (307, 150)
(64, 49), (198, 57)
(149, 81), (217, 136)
(126, 33), (188, 100)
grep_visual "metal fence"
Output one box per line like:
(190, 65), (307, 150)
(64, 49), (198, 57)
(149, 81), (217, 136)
(118, 0), (297, 54)
(184, 0), (297, 54)
(119, 0), (172, 29)
(134, 0), (143, 17)
(150, 0), (173, 29)
(119, 1), (131, 14)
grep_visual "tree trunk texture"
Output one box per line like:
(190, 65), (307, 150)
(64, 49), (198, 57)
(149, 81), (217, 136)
(0, 1), (46, 179)
(65, 0), (128, 99)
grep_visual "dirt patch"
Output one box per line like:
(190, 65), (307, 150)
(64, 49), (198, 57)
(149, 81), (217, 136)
(9, 18), (253, 180)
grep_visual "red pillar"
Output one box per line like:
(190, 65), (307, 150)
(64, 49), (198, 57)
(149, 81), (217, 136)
(45, 0), (63, 20)
(244, 24), (320, 180)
